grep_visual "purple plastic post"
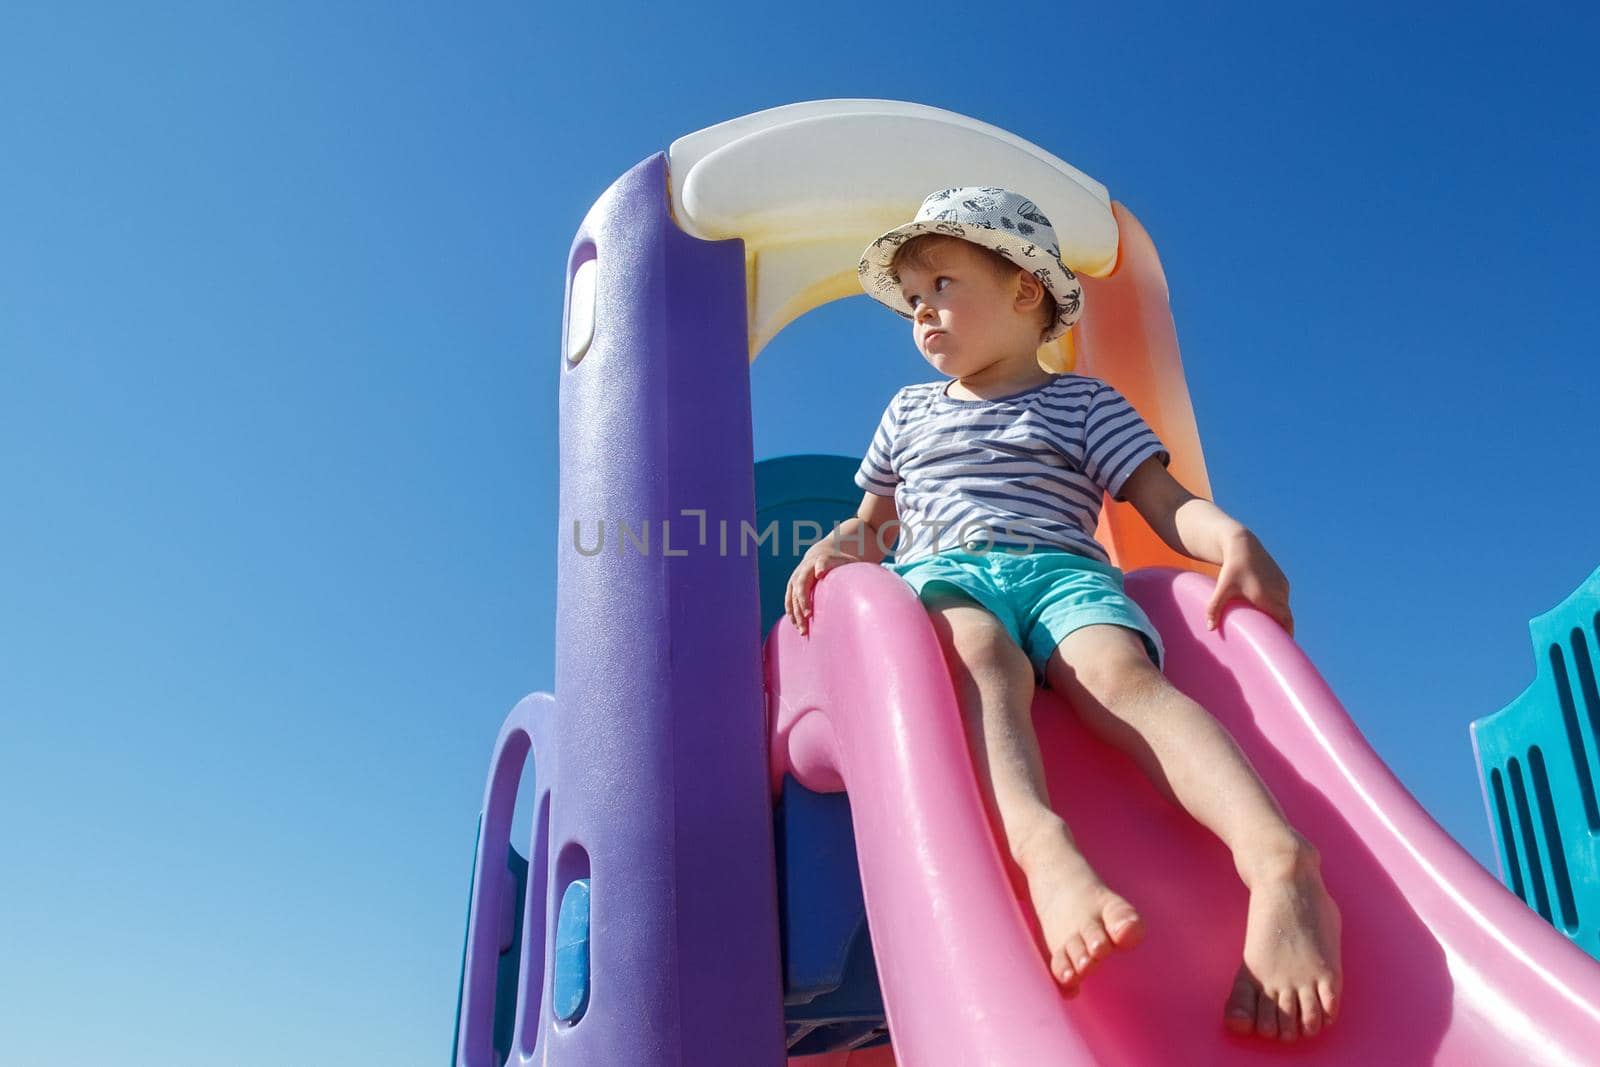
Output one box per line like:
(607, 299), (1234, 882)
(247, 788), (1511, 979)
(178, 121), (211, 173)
(456, 152), (785, 1066)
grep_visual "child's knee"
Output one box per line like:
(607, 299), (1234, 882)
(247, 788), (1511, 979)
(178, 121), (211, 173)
(930, 606), (1027, 679)
(1090, 654), (1166, 709)
(1053, 629), (1162, 704)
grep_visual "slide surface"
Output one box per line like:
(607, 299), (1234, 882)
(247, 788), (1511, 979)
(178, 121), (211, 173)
(766, 563), (1600, 1066)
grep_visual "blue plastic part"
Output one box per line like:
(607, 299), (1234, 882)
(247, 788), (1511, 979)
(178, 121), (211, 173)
(553, 878), (593, 1023)
(774, 778), (889, 1054)
(1471, 566), (1600, 960)
(754, 455), (890, 1054)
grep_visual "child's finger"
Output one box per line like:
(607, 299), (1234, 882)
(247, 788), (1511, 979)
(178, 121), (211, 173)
(811, 554), (851, 587)
(1205, 587), (1230, 630)
(1256, 590), (1291, 635)
(1205, 564), (1236, 630)
(786, 575), (808, 631)
(806, 560), (831, 604)
(795, 571), (816, 630)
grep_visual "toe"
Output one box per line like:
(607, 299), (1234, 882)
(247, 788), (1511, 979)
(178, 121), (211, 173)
(1255, 987), (1279, 1040)
(1317, 976), (1340, 1025)
(1298, 986), (1323, 1036)
(1274, 989), (1300, 1042)
(1224, 970), (1257, 1035)
(1082, 922), (1113, 963)
(1065, 933), (1095, 978)
(1051, 946), (1082, 993)
(1105, 901), (1144, 948)
(1058, 965), (1082, 998)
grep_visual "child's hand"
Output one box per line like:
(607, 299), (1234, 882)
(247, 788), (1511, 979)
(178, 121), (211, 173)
(1205, 530), (1293, 636)
(785, 547), (860, 636)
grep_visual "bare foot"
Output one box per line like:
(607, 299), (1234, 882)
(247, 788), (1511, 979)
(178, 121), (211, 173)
(1014, 828), (1145, 996)
(1225, 842), (1343, 1041)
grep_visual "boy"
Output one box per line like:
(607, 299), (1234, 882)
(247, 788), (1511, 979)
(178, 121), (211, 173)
(782, 187), (1342, 1042)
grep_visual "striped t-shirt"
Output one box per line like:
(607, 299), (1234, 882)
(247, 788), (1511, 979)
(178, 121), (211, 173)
(854, 374), (1170, 565)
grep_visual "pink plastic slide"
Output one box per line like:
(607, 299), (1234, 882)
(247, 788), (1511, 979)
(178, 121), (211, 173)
(766, 563), (1600, 1066)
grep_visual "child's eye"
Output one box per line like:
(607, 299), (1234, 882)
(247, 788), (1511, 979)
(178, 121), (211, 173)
(906, 277), (950, 308)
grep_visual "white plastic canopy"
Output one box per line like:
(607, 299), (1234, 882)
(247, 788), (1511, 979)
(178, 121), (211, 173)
(667, 99), (1120, 358)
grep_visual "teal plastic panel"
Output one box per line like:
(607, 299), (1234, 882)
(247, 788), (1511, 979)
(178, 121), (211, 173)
(753, 454), (886, 637)
(1471, 566), (1600, 960)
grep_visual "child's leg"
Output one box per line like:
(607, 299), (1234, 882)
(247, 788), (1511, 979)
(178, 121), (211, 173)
(1043, 623), (1342, 1042)
(920, 590), (1144, 996)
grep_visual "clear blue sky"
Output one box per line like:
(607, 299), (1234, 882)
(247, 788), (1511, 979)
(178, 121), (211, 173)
(3, 3), (1597, 1062)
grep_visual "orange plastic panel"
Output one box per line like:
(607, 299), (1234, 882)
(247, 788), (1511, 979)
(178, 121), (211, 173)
(1076, 203), (1216, 578)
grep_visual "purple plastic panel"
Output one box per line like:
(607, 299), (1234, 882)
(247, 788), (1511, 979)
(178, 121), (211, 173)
(459, 151), (785, 1066)
(457, 694), (552, 1067)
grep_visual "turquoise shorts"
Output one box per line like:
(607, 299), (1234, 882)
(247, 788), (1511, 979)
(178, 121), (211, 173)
(884, 548), (1165, 683)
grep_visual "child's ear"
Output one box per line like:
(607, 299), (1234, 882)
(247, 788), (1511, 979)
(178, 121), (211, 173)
(1014, 267), (1041, 298)
(1014, 269), (1048, 313)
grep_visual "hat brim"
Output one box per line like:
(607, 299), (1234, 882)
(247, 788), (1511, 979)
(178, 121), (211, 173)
(857, 219), (1084, 342)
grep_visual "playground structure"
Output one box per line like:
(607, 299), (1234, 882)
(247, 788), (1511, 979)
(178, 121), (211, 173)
(451, 101), (1600, 1065)
(1472, 567), (1600, 961)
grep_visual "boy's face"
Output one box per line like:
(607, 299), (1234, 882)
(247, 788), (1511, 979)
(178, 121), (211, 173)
(896, 239), (1044, 376)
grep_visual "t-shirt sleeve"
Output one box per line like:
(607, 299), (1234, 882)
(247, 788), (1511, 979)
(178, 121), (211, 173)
(1083, 381), (1171, 501)
(854, 391), (902, 497)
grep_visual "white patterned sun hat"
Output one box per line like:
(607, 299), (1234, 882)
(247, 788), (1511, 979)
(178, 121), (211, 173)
(858, 186), (1084, 342)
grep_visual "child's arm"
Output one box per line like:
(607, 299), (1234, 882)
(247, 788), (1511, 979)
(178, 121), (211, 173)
(1118, 456), (1294, 636)
(784, 490), (898, 636)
